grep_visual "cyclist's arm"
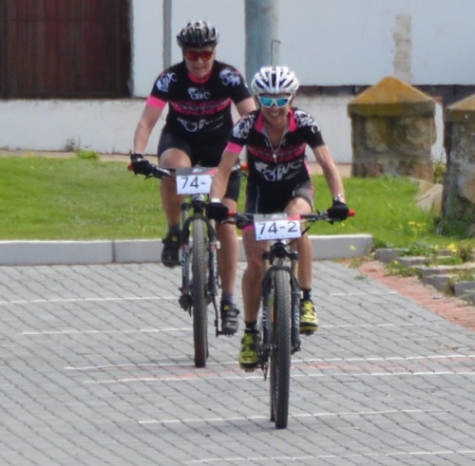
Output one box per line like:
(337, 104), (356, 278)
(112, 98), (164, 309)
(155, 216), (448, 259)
(133, 104), (163, 154)
(235, 97), (256, 117)
(312, 144), (346, 202)
(210, 149), (240, 200)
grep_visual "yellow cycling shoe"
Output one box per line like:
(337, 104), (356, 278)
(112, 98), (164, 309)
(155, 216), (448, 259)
(238, 331), (260, 372)
(300, 300), (318, 335)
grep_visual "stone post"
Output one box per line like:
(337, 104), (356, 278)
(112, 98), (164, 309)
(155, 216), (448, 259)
(348, 76), (436, 181)
(443, 94), (475, 220)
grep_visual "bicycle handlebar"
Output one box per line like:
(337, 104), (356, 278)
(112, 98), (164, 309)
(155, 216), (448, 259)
(128, 159), (245, 179)
(127, 160), (172, 179)
(225, 209), (355, 229)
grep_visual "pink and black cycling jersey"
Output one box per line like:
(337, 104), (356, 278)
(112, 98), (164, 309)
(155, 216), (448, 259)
(147, 60), (251, 143)
(226, 108), (325, 186)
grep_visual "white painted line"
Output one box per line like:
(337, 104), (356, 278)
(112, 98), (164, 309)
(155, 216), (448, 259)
(21, 321), (441, 337)
(22, 327), (191, 336)
(65, 353), (475, 371)
(84, 369), (475, 385)
(138, 408), (447, 425)
(0, 290), (394, 306)
(0, 296), (177, 305)
(184, 450), (475, 464)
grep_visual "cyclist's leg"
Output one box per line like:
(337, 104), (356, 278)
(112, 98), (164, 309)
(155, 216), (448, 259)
(240, 226), (267, 369)
(285, 181), (318, 333)
(158, 133), (193, 266)
(241, 227), (267, 324)
(197, 142), (241, 333)
(285, 195), (313, 290)
(216, 174), (241, 334)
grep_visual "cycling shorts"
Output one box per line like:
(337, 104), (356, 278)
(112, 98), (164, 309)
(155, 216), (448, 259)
(157, 131), (241, 202)
(245, 179), (314, 214)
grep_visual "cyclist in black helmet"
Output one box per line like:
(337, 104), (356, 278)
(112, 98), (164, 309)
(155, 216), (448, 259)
(131, 20), (255, 336)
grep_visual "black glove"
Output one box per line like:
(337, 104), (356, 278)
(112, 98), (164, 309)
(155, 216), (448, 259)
(130, 153), (152, 176)
(205, 201), (229, 221)
(327, 200), (349, 221)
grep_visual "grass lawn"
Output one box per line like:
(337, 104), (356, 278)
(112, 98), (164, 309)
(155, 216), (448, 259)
(0, 155), (466, 251)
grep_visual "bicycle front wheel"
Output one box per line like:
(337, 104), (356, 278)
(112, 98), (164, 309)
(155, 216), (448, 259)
(191, 217), (209, 368)
(269, 269), (292, 429)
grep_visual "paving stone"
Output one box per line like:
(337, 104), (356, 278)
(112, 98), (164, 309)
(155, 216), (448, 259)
(0, 261), (474, 465)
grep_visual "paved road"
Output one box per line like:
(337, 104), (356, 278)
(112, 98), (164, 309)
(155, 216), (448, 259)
(0, 261), (474, 465)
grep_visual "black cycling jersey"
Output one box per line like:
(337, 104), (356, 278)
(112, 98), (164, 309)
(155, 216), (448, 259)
(226, 108), (325, 186)
(148, 60), (251, 143)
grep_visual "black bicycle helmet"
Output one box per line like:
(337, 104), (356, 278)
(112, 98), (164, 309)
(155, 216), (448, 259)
(176, 20), (219, 48)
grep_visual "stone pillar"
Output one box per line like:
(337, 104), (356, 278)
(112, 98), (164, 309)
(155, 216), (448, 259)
(348, 76), (436, 181)
(443, 94), (475, 220)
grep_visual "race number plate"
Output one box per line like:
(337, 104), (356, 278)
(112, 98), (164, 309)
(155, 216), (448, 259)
(176, 167), (215, 195)
(254, 213), (302, 241)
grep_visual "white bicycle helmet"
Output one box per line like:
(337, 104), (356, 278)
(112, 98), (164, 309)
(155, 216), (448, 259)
(177, 20), (219, 48)
(251, 66), (299, 95)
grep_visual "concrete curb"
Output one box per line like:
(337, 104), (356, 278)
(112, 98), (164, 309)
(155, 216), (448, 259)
(0, 235), (373, 266)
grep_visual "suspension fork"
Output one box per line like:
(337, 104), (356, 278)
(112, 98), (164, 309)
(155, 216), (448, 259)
(179, 202), (192, 312)
(260, 251), (272, 372)
(289, 251), (301, 353)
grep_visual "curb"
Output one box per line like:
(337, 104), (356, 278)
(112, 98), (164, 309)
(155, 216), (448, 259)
(0, 235), (373, 266)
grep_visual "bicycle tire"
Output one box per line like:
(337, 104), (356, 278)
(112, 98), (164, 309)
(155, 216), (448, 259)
(269, 269), (292, 429)
(191, 217), (208, 368)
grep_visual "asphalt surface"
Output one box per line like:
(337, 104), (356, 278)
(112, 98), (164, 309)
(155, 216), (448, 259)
(0, 260), (474, 465)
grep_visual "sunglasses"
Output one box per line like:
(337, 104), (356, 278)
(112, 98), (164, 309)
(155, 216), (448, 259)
(258, 95), (292, 108)
(184, 50), (214, 62)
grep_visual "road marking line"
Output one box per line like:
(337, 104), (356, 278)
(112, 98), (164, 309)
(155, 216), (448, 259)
(21, 321), (441, 337)
(0, 290), (394, 306)
(64, 353), (475, 371)
(22, 327), (191, 336)
(138, 408), (447, 425)
(183, 450), (475, 463)
(0, 296), (176, 305)
(84, 369), (475, 384)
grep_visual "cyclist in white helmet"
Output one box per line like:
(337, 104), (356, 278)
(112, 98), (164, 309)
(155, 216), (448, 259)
(130, 21), (255, 336)
(206, 66), (349, 371)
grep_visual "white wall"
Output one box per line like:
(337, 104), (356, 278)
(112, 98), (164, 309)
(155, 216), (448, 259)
(281, 0), (475, 86)
(0, 0), (464, 159)
(132, 0), (475, 94)
(131, 0), (164, 97)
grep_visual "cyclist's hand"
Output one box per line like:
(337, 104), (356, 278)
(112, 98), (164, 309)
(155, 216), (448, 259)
(130, 153), (152, 176)
(327, 200), (349, 220)
(205, 201), (229, 221)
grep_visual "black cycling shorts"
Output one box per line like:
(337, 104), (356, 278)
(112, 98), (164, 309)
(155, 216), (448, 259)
(245, 179), (314, 214)
(157, 131), (241, 202)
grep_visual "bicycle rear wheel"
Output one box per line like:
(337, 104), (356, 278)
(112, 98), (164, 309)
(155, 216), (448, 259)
(191, 217), (208, 368)
(269, 269), (292, 429)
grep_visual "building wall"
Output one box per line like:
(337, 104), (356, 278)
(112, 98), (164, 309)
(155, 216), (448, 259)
(132, 0), (475, 96)
(0, 0), (467, 160)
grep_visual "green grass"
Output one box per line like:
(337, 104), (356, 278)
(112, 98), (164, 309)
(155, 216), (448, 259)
(0, 156), (469, 250)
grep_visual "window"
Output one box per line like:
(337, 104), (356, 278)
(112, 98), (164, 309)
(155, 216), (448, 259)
(0, 0), (131, 98)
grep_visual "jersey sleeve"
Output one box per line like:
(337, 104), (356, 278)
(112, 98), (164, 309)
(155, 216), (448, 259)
(217, 65), (252, 104)
(293, 109), (325, 148)
(149, 69), (178, 104)
(227, 114), (255, 152)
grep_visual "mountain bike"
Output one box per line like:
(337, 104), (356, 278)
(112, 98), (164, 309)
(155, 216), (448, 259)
(129, 160), (233, 368)
(226, 209), (354, 429)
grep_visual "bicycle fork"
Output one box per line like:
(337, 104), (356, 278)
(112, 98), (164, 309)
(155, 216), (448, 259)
(260, 254), (301, 377)
(178, 209), (220, 333)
